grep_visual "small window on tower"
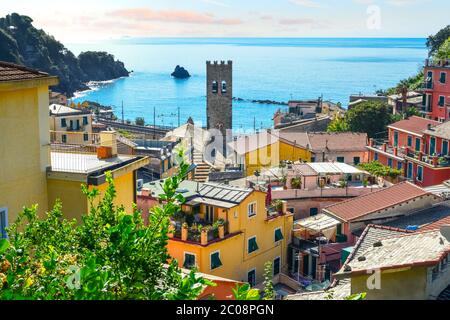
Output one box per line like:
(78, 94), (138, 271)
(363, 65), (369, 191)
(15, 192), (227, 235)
(221, 81), (227, 93)
(212, 81), (218, 93)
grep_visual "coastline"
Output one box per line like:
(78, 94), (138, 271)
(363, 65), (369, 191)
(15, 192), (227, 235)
(72, 74), (131, 100)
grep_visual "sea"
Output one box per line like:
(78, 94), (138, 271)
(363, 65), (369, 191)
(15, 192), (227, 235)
(68, 38), (428, 131)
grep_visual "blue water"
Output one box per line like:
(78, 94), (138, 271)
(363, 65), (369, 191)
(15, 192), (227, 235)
(68, 38), (427, 130)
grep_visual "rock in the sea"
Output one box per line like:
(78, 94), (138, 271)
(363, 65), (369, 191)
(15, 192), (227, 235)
(171, 65), (191, 79)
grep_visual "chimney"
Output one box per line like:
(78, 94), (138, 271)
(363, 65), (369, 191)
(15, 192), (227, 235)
(441, 225), (450, 242)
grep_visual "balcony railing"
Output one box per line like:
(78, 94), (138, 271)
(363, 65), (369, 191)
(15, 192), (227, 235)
(425, 58), (450, 69)
(170, 219), (230, 245)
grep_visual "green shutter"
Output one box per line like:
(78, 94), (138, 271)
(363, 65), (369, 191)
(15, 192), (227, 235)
(275, 229), (284, 242)
(211, 252), (222, 269)
(248, 238), (259, 253)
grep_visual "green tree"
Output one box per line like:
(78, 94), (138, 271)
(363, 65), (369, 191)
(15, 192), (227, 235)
(427, 25), (450, 56)
(343, 101), (392, 138)
(135, 117), (145, 126)
(359, 161), (403, 180)
(0, 148), (214, 300)
(434, 37), (450, 61)
(232, 283), (261, 300)
(327, 115), (349, 133)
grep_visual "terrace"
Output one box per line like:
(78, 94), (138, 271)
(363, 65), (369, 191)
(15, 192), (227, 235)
(425, 58), (450, 69)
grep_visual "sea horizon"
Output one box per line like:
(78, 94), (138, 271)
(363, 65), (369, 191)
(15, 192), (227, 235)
(70, 37), (428, 130)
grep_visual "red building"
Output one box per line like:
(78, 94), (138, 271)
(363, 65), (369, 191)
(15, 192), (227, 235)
(367, 116), (450, 187)
(422, 58), (450, 121)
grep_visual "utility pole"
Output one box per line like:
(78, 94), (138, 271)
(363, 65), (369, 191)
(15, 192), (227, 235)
(121, 101), (124, 124)
(153, 106), (156, 140)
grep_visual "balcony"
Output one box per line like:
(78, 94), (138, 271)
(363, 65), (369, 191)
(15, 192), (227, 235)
(405, 150), (450, 168)
(169, 215), (231, 245)
(66, 125), (86, 132)
(367, 139), (406, 158)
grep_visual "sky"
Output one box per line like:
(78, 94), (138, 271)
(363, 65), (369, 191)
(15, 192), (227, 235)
(0, 0), (448, 43)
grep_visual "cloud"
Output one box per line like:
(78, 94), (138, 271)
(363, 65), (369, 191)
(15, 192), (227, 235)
(278, 18), (316, 25)
(108, 8), (242, 25)
(289, 0), (323, 8)
(201, 0), (230, 7)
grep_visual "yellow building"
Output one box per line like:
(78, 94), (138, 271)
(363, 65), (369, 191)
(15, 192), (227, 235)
(49, 103), (93, 145)
(47, 131), (149, 221)
(0, 62), (149, 235)
(0, 62), (58, 230)
(230, 130), (311, 176)
(335, 225), (450, 300)
(140, 181), (294, 286)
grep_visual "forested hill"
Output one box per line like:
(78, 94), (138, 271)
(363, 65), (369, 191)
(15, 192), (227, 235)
(0, 13), (129, 96)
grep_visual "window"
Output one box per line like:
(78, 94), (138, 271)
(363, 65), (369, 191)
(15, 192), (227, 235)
(61, 118), (67, 128)
(183, 253), (196, 269)
(210, 251), (222, 270)
(407, 162), (413, 179)
(430, 137), (436, 155)
(393, 131), (399, 147)
(248, 202), (256, 218)
(248, 236), (259, 254)
(407, 135), (413, 147)
(221, 81), (227, 93)
(439, 96), (445, 107)
(374, 153), (378, 161)
(353, 157), (361, 165)
(397, 162), (403, 171)
(212, 81), (218, 93)
(440, 72), (447, 84)
(247, 269), (256, 287)
(444, 140), (449, 156)
(62, 134), (67, 143)
(415, 138), (421, 151)
(336, 223), (342, 235)
(82, 116), (88, 125)
(0, 208), (7, 239)
(310, 208), (319, 216)
(426, 71), (433, 89)
(274, 228), (284, 243)
(311, 157), (316, 162)
(417, 166), (423, 182)
(273, 257), (281, 276)
(83, 133), (89, 142)
(388, 158), (393, 168)
(337, 157), (345, 163)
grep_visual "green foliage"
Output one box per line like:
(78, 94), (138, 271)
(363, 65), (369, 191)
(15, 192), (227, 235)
(345, 292), (367, 300)
(359, 161), (402, 179)
(290, 177), (302, 189)
(135, 117), (145, 126)
(427, 25), (450, 56)
(434, 37), (450, 61)
(0, 147), (213, 300)
(386, 71), (424, 96)
(232, 283), (261, 300)
(327, 115), (349, 133)
(328, 101), (393, 138)
(263, 261), (275, 301)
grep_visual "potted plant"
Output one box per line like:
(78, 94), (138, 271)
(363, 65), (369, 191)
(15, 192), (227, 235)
(363, 179), (368, 188)
(291, 177), (302, 189)
(271, 200), (284, 214)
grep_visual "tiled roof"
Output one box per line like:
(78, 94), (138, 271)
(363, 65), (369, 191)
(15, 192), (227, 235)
(285, 279), (350, 300)
(424, 121), (450, 140)
(344, 225), (411, 267)
(323, 182), (430, 222)
(0, 61), (52, 82)
(338, 229), (450, 275)
(382, 202), (450, 231)
(307, 132), (368, 153)
(388, 116), (440, 136)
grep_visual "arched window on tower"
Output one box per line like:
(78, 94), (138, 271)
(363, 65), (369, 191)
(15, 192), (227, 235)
(212, 81), (218, 93)
(221, 81), (227, 93)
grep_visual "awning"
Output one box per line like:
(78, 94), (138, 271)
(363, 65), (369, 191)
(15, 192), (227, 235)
(294, 213), (341, 234)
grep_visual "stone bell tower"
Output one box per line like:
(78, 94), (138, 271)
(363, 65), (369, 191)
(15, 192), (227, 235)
(206, 60), (232, 155)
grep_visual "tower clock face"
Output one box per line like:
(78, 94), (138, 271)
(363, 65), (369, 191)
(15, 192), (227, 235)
(215, 122), (224, 131)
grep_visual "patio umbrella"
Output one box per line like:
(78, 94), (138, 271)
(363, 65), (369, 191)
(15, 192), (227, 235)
(266, 184), (272, 207)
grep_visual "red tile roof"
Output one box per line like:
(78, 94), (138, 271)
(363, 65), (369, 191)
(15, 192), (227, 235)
(0, 61), (52, 82)
(420, 216), (450, 232)
(324, 182), (431, 222)
(307, 132), (368, 153)
(388, 116), (440, 136)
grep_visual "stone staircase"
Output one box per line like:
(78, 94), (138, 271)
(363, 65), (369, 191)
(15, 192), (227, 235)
(193, 151), (211, 183)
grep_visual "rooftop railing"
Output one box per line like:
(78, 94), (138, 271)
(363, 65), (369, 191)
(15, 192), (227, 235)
(425, 58), (450, 68)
